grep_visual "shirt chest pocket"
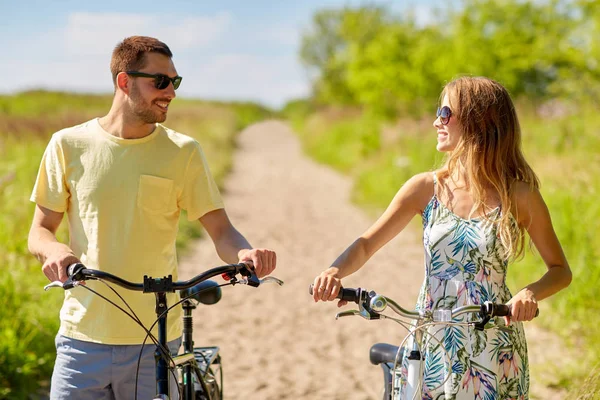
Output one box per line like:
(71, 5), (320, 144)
(137, 175), (176, 214)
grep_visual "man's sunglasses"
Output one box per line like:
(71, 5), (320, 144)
(126, 71), (182, 90)
(436, 106), (452, 125)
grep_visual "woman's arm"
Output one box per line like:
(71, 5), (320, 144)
(507, 184), (572, 322)
(312, 172), (433, 304)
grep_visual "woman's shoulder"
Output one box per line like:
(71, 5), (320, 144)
(513, 180), (541, 201)
(512, 180), (544, 225)
(395, 172), (436, 213)
(404, 172), (435, 193)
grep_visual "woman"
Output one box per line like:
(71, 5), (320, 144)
(312, 76), (571, 399)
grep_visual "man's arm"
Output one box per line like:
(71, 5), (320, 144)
(28, 205), (80, 282)
(199, 209), (276, 278)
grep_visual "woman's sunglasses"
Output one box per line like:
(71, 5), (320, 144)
(436, 106), (452, 125)
(126, 71), (182, 90)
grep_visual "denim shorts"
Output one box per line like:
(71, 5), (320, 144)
(50, 334), (182, 400)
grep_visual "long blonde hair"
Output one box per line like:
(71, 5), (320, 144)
(437, 76), (539, 261)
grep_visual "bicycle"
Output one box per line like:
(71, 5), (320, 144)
(45, 262), (283, 400)
(309, 284), (537, 400)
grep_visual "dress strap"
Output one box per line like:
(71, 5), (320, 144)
(432, 172), (438, 197)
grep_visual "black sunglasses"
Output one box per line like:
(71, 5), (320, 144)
(436, 106), (452, 125)
(126, 71), (182, 90)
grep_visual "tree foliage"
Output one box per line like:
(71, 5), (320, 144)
(300, 6), (390, 105)
(300, 0), (599, 117)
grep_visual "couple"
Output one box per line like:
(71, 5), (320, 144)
(29, 36), (571, 399)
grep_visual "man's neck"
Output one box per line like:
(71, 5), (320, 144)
(99, 107), (155, 139)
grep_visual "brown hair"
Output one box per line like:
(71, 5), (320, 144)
(110, 36), (173, 87)
(438, 76), (539, 261)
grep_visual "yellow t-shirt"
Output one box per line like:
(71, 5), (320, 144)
(31, 118), (224, 344)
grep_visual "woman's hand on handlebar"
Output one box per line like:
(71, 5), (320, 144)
(238, 248), (276, 278)
(313, 268), (346, 307)
(505, 288), (538, 324)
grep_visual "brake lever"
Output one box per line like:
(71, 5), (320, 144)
(333, 289), (381, 320)
(335, 310), (361, 319)
(335, 306), (381, 321)
(44, 281), (64, 291)
(259, 276), (284, 286)
(44, 279), (83, 291)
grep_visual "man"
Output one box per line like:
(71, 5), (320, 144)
(28, 36), (276, 399)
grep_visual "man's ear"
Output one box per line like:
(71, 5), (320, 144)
(116, 72), (130, 94)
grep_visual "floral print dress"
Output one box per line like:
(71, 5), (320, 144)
(400, 173), (529, 400)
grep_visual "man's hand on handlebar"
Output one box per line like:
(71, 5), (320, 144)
(312, 267), (347, 307)
(238, 248), (276, 278)
(42, 248), (80, 283)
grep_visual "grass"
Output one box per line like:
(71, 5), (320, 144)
(0, 90), (270, 398)
(285, 101), (600, 397)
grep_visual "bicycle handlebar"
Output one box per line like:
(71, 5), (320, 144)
(309, 284), (539, 321)
(60, 262), (259, 292)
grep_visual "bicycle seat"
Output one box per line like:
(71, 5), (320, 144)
(369, 343), (399, 365)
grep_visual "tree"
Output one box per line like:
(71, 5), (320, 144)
(300, 6), (391, 105)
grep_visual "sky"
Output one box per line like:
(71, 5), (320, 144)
(0, 0), (443, 109)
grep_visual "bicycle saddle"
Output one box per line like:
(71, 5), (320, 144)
(369, 343), (400, 365)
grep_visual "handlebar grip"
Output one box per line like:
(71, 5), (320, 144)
(308, 284), (362, 304)
(62, 263), (86, 290)
(67, 263), (86, 277)
(481, 302), (511, 317)
(338, 288), (361, 303)
(493, 304), (511, 317)
(481, 302), (540, 318)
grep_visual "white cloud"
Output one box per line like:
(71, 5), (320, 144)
(176, 53), (309, 108)
(64, 12), (232, 57)
(0, 11), (309, 107)
(254, 23), (301, 47)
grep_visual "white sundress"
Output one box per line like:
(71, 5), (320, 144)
(400, 173), (529, 400)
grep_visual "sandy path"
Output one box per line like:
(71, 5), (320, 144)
(178, 121), (566, 400)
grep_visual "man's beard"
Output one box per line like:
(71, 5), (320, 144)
(129, 84), (167, 124)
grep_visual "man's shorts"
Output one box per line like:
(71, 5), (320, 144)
(50, 334), (182, 400)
